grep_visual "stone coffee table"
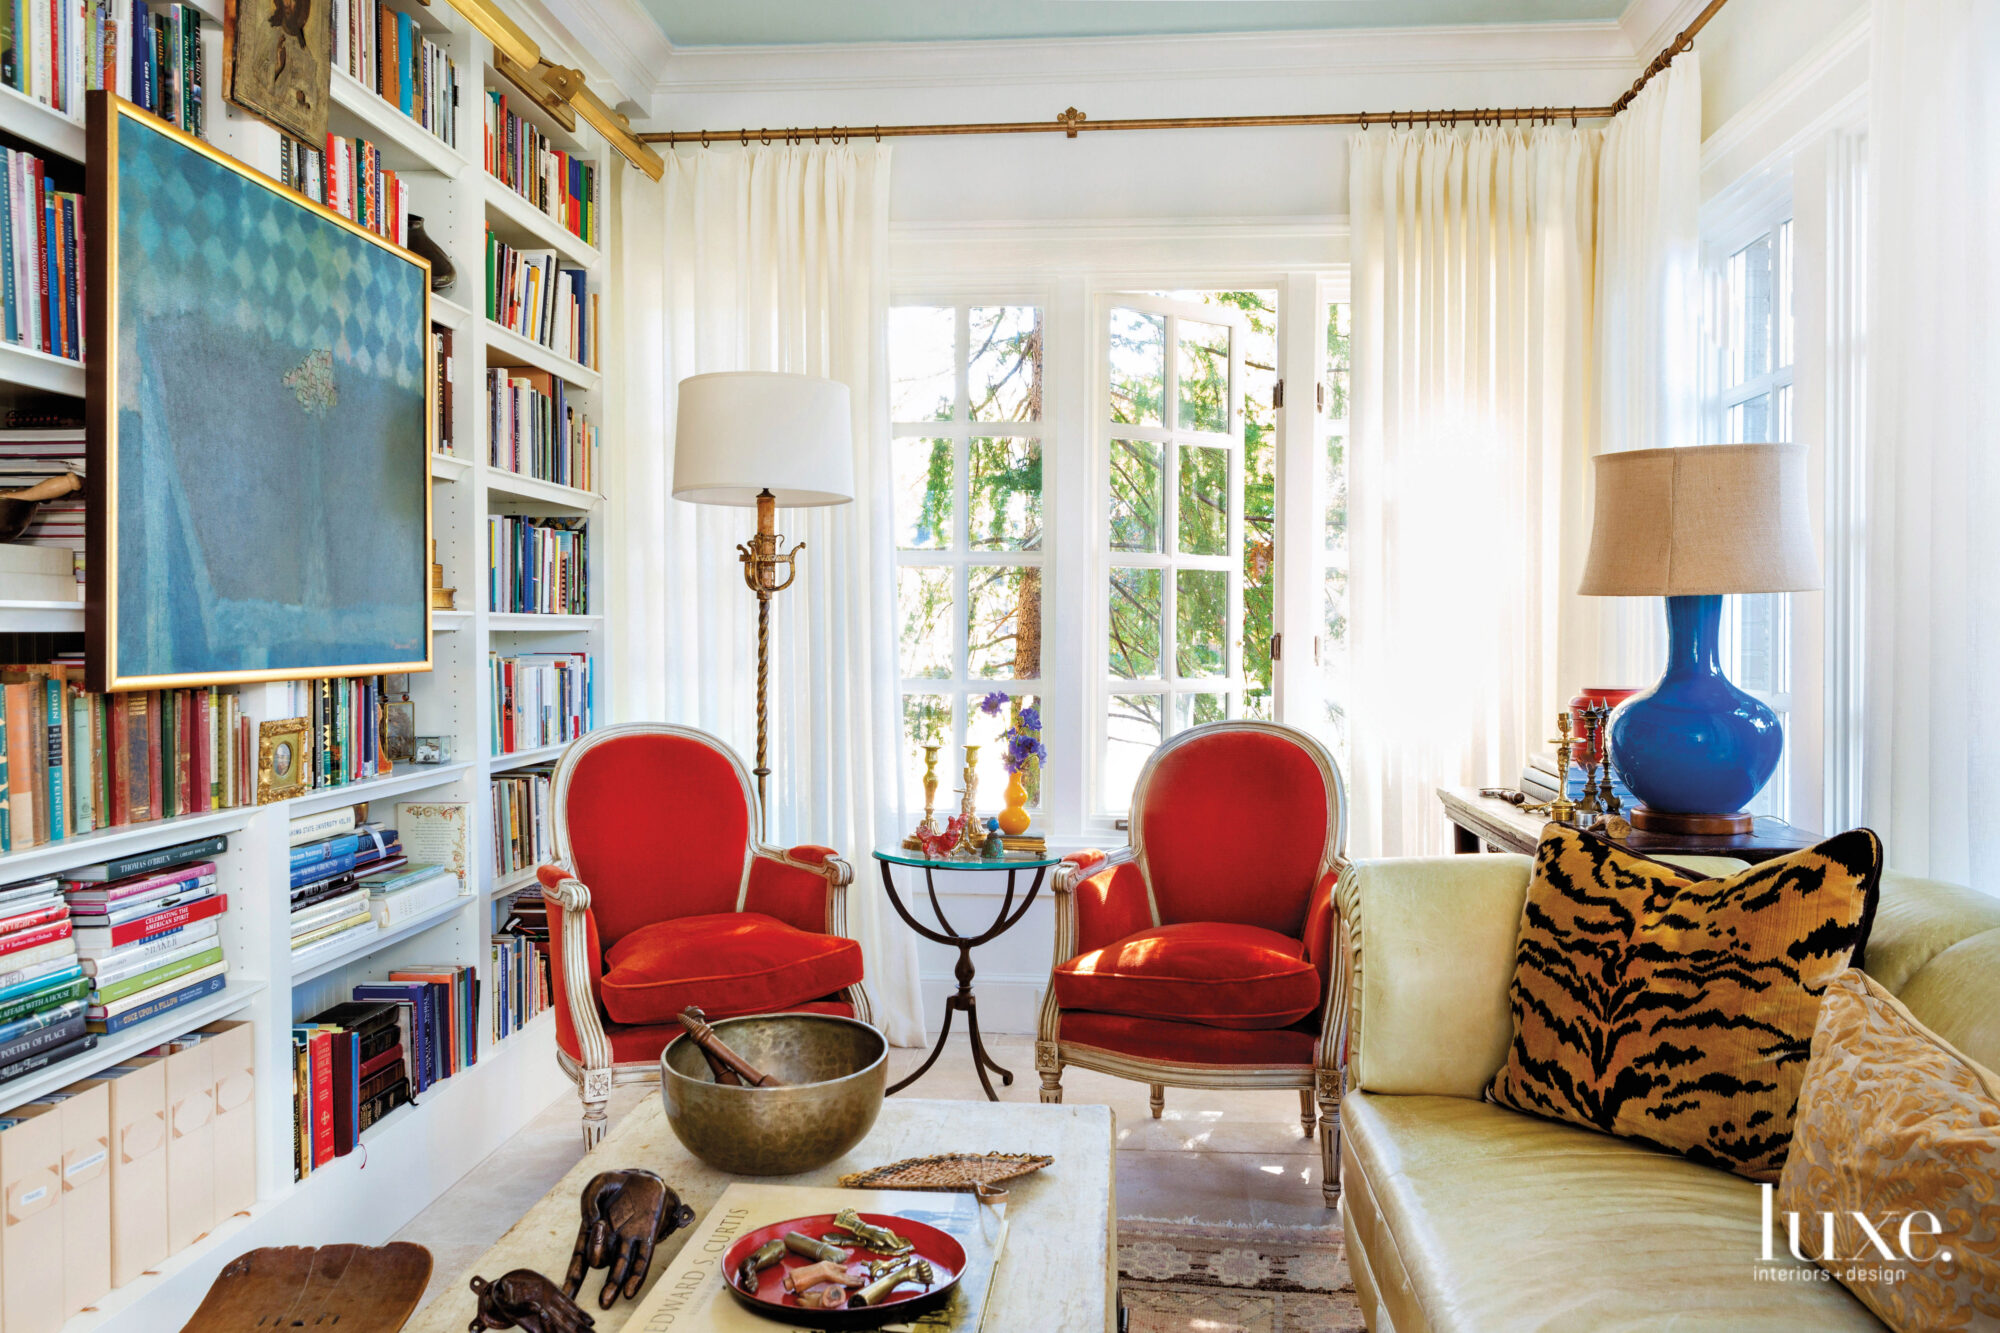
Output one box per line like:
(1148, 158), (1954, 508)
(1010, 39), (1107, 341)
(405, 1096), (1117, 1331)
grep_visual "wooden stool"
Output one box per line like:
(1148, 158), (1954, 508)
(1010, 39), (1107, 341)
(181, 1243), (432, 1332)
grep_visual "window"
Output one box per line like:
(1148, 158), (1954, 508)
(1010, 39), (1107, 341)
(1704, 217), (1794, 817)
(1320, 299), (1351, 767)
(890, 303), (1046, 812)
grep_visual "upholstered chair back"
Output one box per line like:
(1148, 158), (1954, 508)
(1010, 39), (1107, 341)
(552, 725), (755, 949)
(1130, 722), (1347, 938)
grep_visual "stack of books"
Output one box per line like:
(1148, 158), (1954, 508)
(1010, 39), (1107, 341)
(0, 874), (91, 1083)
(1, 664), (253, 853)
(487, 367), (597, 490)
(489, 652), (592, 756)
(0, 148), (85, 363)
(272, 136), (407, 245)
(491, 763), (553, 882)
(0, 431), (84, 592)
(486, 514), (589, 615)
(362, 860), (458, 931)
(481, 92), (599, 244)
(0, 0), (202, 136)
(289, 818), (405, 961)
(491, 889), (550, 1042)
(292, 999), (409, 1179)
(352, 963), (476, 1090)
(334, 0), (459, 146)
(484, 229), (595, 366)
(66, 842), (229, 1035)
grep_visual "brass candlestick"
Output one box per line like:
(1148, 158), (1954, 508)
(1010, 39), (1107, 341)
(737, 488), (805, 842)
(1590, 704), (1622, 816)
(917, 743), (942, 838)
(954, 745), (982, 854)
(1523, 712), (1580, 826)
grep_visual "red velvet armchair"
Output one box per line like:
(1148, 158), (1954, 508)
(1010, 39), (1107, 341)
(536, 723), (871, 1144)
(1036, 721), (1348, 1203)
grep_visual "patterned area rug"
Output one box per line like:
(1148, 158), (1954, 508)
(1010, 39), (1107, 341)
(1118, 1218), (1367, 1333)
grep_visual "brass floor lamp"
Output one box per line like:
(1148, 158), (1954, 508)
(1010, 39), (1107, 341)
(672, 372), (855, 839)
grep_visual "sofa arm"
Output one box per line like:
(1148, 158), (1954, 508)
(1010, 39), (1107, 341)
(1337, 854), (1531, 1099)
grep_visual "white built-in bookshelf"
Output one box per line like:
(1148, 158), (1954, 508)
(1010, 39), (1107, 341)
(0, 0), (616, 1325)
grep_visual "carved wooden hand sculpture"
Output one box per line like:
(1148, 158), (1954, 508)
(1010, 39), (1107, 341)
(467, 1270), (595, 1333)
(562, 1169), (697, 1308)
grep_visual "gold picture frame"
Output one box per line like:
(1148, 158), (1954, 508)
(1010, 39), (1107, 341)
(258, 717), (313, 804)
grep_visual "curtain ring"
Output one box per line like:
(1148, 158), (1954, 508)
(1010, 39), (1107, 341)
(760, 130), (772, 146)
(874, 126), (882, 143)
(1570, 107), (1578, 127)
(739, 128), (749, 146)
(700, 129), (710, 148)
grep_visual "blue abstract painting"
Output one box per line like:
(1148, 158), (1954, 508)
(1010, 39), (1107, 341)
(104, 106), (429, 687)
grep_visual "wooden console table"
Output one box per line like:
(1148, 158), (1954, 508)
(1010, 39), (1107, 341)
(1439, 787), (1822, 864)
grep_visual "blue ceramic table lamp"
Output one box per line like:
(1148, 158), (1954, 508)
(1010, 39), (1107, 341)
(1577, 444), (1821, 834)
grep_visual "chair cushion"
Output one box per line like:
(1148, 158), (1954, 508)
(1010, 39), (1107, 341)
(1059, 1010), (1318, 1067)
(1487, 826), (1882, 1182)
(599, 912), (863, 1026)
(1052, 921), (1321, 1030)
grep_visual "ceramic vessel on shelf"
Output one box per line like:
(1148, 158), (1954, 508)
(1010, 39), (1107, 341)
(406, 215), (456, 293)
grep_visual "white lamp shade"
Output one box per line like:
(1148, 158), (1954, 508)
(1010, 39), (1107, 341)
(671, 372), (855, 507)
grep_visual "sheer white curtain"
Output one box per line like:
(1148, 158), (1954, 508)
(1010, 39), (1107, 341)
(1346, 126), (1598, 855)
(1862, 0), (2000, 883)
(618, 144), (926, 1042)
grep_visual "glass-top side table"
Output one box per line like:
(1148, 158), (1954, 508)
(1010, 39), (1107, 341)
(871, 847), (1064, 1101)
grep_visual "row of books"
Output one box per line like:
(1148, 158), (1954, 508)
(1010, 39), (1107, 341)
(485, 229), (595, 367)
(433, 324), (456, 455)
(482, 91), (598, 245)
(0, 430), (81, 587)
(68, 843), (227, 1035)
(0, 1018), (255, 1330)
(274, 135), (409, 246)
(491, 763), (551, 882)
(1, 667), (253, 854)
(488, 514), (589, 616)
(489, 366), (596, 491)
(289, 820), (403, 962)
(334, 0), (457, 146)
(0, 873), (93, 1084)
(281, 674), (400, 791)
(0, 147), (82, 362)
(489, 652), (592, 757)
(294, 963), (477, 1178)
(0, 0), (202, 137)
(493, 887), (548, 1041)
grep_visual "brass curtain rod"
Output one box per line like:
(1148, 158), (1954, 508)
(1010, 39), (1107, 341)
(640, 0), (1725, 148)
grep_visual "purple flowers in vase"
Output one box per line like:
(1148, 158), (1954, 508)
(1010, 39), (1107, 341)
(977, 691), (1047, 773)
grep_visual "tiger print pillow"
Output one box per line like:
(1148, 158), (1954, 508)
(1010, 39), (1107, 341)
(1486, 825), (1882, 1181)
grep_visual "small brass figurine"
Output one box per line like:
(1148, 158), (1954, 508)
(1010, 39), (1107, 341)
(562, 1170), (695, 1310)
(783, 1232), (849, 1263)
(954, 746), (983, 855)
(468, 1270), (595, 1333)
(781, 1260), (863, 1294)
(855, 1259), (936, 1307)
(735, 1238), (785, 1292)
(1589, 703), (1623, 816)
(826, 1209), (914, 1256)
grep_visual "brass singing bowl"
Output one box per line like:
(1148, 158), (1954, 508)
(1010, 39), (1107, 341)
(661, 1014), (887, 1176)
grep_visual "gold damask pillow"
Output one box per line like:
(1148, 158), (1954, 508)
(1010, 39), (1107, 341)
(1487, 826), (1881, 1180)
(1777, 969), (2000, 1329)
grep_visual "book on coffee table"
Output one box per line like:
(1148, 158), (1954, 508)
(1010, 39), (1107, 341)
(628, 1183), (1008, 1332)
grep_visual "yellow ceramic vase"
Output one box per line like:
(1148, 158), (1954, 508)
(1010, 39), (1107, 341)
(997, 773), (1031, 835)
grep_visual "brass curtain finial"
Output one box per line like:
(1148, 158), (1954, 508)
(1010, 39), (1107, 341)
(1057, 106), (1087, 138)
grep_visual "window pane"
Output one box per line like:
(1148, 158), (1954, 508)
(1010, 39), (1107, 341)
(893, 438), (953, 550)
(969, 437), (1042, 551)
(1728, 393), (1771, 443)
(1777, 220), (1794, 370)
(901, 693), (953, 809)
(1323, 302), (1350, 422)
(1177, 319), (1231, 433)
(1173, 691), (1227, 732)
(1109, 567), (1161, 679)
(890, 306), (955, 422)
(1728, 235), (1774, 388)
(1109, 308), (1164, 427)
(1175, 569), (1228, 679)
(897, 566), (954, 679)
(969, 306), (1042, 423)
(1734, 596), (1778, 694)
(1109, 440), (1163, 553)
(1177, 445), (1229, 556)
(966, 565), (1042, 680)
(970, 691), (1043, 808)
(1105, 694), (1163, 810)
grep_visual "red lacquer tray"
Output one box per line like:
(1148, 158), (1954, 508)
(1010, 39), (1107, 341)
(720, 1212), (965, 1329)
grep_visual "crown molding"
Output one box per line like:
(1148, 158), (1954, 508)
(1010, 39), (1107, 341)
(645, 21), (1638, 102)
(1618, 0), (1710, 63)
(1699, 8), (1868, 197)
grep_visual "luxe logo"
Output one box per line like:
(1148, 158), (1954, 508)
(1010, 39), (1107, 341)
(1760, 1183), (1954, 1264)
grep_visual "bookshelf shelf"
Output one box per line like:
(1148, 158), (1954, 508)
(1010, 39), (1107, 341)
(433, 609), (473, 631)
(431, 451), (474, 481)
(429, 293), (474, 331)
(0, 806), (258, 884)
(487, 613), (603, 632)
(289, 894), (473, 987)
(489, 743), (569, 772)
(481, 173), (604, 270)
(0, 339), (86, 397)
(0, 598), (84, 633)
(0, 83), (85, 161)
(485, 469), (602, 510)
(284, 761), (474, 818)
(491, 864), (540, 898)
(0, 980), (265, 1116)
(328, 68), (468, 179)
(483, 319), (602, 391)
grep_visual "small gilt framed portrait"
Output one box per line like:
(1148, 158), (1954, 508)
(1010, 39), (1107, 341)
(258, 717), (313, 804)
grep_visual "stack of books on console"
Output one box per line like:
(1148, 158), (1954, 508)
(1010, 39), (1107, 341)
(292, 999), (410, 1179)
(288, 821), (405, 962)
(64, 840), (230, 1036)
(0, 874), (92, 1083)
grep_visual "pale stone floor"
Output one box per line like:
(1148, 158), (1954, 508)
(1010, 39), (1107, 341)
(393, 1031), (1336, 1311)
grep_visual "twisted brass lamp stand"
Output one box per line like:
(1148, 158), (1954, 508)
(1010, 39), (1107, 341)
(738, 488), (803, 841)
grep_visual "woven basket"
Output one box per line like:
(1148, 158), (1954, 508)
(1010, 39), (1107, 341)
(836, 1152), (1053, 1199)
